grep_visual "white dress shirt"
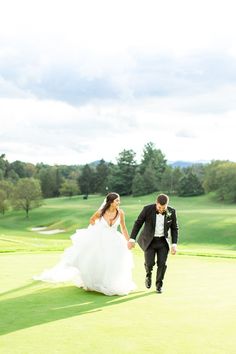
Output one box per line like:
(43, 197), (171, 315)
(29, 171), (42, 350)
(154, 213), (165, 237)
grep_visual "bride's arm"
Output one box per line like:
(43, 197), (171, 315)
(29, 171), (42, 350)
(89, 210), (101, 225)
(119, 209), (130, 241)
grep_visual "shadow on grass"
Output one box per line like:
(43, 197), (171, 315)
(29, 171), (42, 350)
(0, 284), (153, 336)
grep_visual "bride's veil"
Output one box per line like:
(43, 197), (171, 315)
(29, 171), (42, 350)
(98, 197), (107, 210)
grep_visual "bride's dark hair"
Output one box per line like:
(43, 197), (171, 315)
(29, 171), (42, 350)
(100, 192), (120, 219)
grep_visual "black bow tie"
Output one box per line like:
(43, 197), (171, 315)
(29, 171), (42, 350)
(156, 211), (166, 215)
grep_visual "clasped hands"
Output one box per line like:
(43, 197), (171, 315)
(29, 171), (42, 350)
(127, 239), (135, 250)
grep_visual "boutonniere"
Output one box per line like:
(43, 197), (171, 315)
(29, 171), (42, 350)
(166, 210), (172, 218)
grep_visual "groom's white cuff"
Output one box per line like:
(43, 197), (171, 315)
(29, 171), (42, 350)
(129, 239), (135, 243)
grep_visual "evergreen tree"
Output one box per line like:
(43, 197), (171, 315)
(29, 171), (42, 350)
(38, 166), (63, 198)
(142, 162), (158, 194)
(132, 171), (145, 196)
(78, 164), (96, 195)
(161, 166), (184, 194)
(172, 167), (184, 194)
(178, 172), (204, 197)
(109, 149), (136, 195)
(140, 142), (167, 191)
(95, 159), (111, 194)
(160, 165), (174, 193)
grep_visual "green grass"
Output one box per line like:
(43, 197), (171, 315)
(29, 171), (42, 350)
(1, 252), (235, 354)
(1, 194), (236, 353)
(0, 194), (236, 257)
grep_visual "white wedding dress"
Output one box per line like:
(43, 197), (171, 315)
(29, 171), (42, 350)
(33, 216), (136, 296)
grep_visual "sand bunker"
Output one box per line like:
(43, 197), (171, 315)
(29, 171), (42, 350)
(31, 227), (47, 231)
(31, 227), (65, 234)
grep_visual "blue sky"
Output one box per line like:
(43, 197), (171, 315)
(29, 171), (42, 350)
(1, 0), (236, 165)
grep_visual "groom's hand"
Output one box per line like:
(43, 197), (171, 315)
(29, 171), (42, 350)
(171, 244), (177, 255)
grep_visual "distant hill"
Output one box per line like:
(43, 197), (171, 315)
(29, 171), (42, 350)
(89, 160), (107, 167)
(89, 160), (209, 168)
(168, 160), (209, 168)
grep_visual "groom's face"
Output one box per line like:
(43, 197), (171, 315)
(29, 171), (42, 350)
(156, 203), (167, 214)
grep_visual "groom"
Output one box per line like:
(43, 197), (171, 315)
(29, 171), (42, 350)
(128, 194), (179, 293)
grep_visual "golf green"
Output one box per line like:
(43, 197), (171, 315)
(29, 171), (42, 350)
(1, 252), (235, 354)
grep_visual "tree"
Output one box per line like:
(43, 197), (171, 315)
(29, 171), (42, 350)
(24, 163), (37, 178)
(0, 154), (11, 180)
(140, 142), (167, 191)
(189, 163), (206, 183)
(0, 180), (14, 215)
(171, 167), (184, 193)
(109, 149), (136, 195)
(9, 160), (28, 178)
(7, 169), (20, 182)
(213, 162), (236, 202)
(0, 190), (9, 215)
(203, 160), (228, 193)
(132, 171), (146, 196)
(0, 180), (14, 199)
(78, 164), (96, 195)
(38, 166), (63, 198)
(13, 178), (42, 217)
(95, 159), (111, 194)
(160, 165), (173, 193)
(177, 172), (204, 197)
(142, 162), (158, 194)
(59, 179), (80, 197)
(161, 166), (184, 194)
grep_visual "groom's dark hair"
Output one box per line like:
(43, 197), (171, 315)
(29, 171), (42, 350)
(157, 194), (169, 205)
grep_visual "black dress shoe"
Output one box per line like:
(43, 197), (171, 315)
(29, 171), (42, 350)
(156, 287), (162, 294)
(145, 276), (152, 289)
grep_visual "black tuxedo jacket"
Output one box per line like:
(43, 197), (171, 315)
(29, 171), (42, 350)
(130, 204), (179, 251)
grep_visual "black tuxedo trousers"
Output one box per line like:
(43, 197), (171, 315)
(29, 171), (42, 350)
(144, 237), (169, 287)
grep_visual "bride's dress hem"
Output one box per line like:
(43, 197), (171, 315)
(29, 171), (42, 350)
(33, 217), (136, 296)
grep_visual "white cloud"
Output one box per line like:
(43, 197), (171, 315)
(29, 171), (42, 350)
(1, 95), (235, 165)
(1, 0), (236, 164)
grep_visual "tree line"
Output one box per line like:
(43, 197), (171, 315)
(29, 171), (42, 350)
(0, 143), (236, 216)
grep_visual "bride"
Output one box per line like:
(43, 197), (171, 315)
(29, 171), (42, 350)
(33, 192), (136, 296)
